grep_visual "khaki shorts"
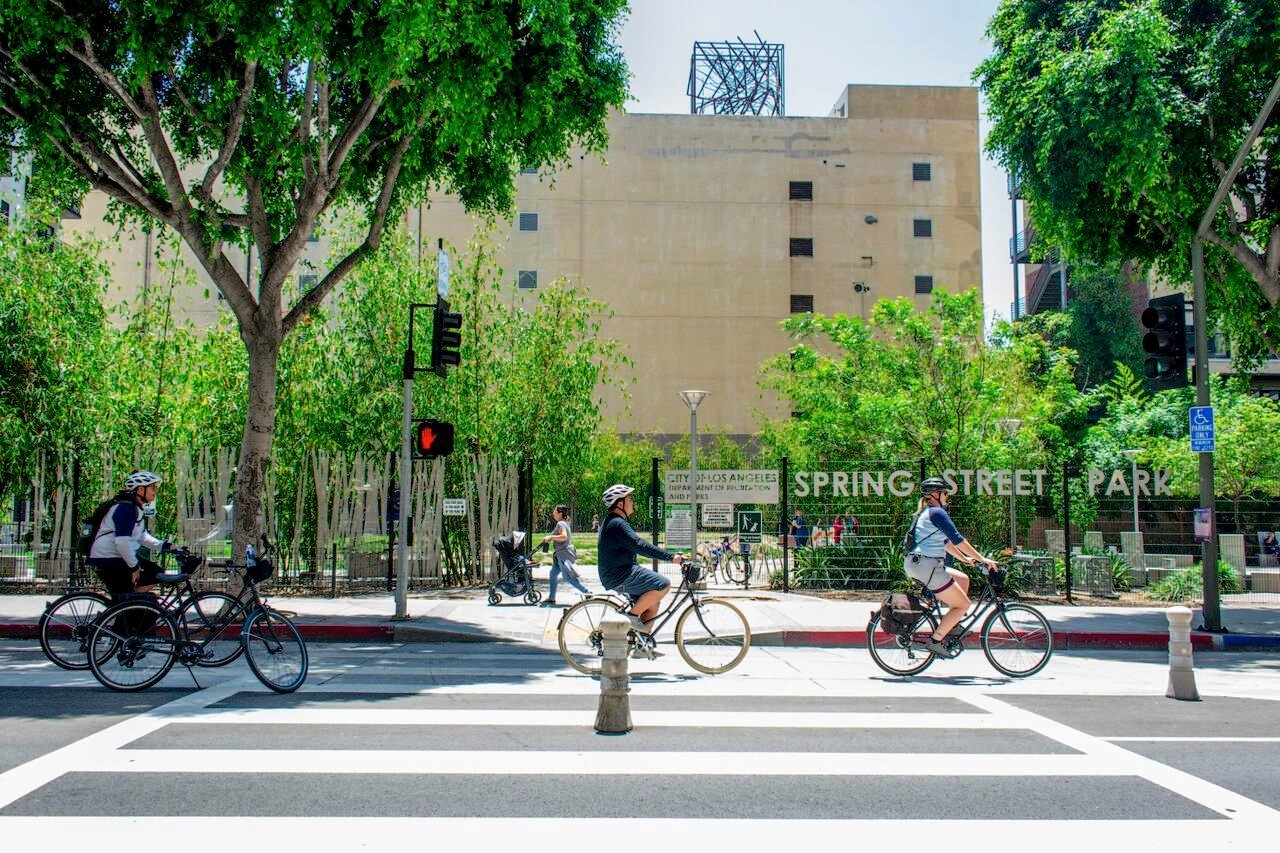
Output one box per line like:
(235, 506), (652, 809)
(903, 553), (955, 593)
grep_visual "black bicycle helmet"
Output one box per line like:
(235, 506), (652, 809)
(919, 476), (953, 495)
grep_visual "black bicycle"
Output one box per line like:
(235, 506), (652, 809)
(557, 560), (751, 675)
(866, 569), (1053, 678)
(87, 545), (308, 693)
(38, 551), (242, 671)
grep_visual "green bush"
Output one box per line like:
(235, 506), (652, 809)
(1146, 562), (1242, 602)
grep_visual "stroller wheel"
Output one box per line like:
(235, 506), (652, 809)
(524, 589), (542, 605)
(487, 591), (501, 606)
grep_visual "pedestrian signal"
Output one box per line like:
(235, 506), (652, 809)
(414, 419), (455, 459)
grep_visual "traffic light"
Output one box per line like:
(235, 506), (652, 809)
(1141, 293), (1187, 391)
(430, 298), (462, 378)
(414, 419), (455, 459)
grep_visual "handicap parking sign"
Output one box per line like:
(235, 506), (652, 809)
(1189, 406), (1214, 453)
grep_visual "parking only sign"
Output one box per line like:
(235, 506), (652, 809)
(737, 510), (762, 544)
(1190, 406), (1215, 453)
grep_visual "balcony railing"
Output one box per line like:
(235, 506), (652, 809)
(1007, 172), (1021, 198)
(1009, 227), (1034, 262)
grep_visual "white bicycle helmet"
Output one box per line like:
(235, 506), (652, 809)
(124, 470), (162, 490)
(601, 483), (635, 508)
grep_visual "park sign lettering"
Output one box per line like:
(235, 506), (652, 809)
(792, 469), (1173, 498)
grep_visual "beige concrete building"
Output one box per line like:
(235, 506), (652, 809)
(63, 83), (983, 437)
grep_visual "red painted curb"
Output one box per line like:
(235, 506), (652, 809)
(0, 623), (38, 639)
(776, 629), (1218, 651)
(294, 624), (394, 642)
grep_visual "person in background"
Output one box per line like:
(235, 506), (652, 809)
(590, 513), (601, 532)
(1263, 531), (1280, 558)
(789, 509), (809, 548)
(832, 514), (845, 546)
(540, 504), (590, 607)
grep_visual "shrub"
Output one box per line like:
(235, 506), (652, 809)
(1146, 562), (1242, 602)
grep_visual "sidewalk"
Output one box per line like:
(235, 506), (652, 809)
(3, 583), (1278, 650)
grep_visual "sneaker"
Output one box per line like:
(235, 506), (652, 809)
(626, 614), (652, 634)
(630, 645), (665, 660)
(538, 600), (561, 608)
(922, 636), (951, 656)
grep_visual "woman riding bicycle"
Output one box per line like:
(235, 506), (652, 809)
(904, 476), (998, 656)
(596, 484), (684, 637)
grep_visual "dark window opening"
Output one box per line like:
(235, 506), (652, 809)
(518, 212), (539, 232)
(298, 274), (319, 295)
(517, 270), (538, 290)
(914, 275), (934, 295)
(913, 219), (933, 238)
(789, 237), (814, 257)
(789, 181), (813, 201)
(519, 166), (538, 175)
(790, 294), (814, 314)
(912, 162), (932, 182)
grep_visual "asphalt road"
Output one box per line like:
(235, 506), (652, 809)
(0, 639), (1277, 850)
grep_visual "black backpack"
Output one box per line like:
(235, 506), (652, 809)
(77, 493), (133, 558)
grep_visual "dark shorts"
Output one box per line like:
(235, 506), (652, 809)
(89, 557), (162, 597)
(613, 565), (671, 602)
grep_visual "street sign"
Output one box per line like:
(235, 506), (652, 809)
(1190, 406), (1215, 452)
(442, 498), (467, 516)
(702, 503), (733, 528)
(437, 245), (450, 298)
(737, 510), (762, 544)
(664, 504), (692, 550)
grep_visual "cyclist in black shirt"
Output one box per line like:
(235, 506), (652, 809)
(597, 484), (684, 633)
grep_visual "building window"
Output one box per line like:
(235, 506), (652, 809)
(519, 166), (538, 175)
(518, 212), (539, 232)
(790, 294), (814, 314)
(914, 275), (934, 295)
(298, 274), (319, 296)
(0, 200), (8, 221)
(913, 219), (933, 238)
(517, 270), (538, 290)
(912, 162), (932, 182)
(789, 237), (814, 257)
(307, 229), (320, 243)
(789, 181), (813, 201)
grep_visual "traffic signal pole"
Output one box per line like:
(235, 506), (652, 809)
(395, 321), (419, 621)
(1188, 73), (1280, 632)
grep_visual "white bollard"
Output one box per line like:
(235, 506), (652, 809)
(594, 609), (633, 733)
(1165, 606), (1201, 701)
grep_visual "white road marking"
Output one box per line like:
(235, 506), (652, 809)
(90, 748), (1111, 776)
(1103, 736), (1280, 743)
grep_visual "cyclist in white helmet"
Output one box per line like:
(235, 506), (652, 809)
(86, 470), (174, 599)
(597, 484), (684, 637)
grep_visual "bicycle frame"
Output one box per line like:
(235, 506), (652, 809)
(918, 576), (1010, 639)
(593, 566), (711, 641)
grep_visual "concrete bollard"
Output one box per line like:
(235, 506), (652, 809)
(594, 609), (633, 733)
(1165, 606), (1201, 701)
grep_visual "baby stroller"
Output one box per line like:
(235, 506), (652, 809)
(487, 531), (545, 605)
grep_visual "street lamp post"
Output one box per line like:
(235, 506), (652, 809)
(997, 418), (1022, 551)
(1122, 449), (1141, 534)
(679, 390), (709, 561)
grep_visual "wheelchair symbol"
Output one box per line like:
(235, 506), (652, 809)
(1192, 409), (1211, 426)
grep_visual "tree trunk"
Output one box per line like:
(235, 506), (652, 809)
(232, 326), (281, 562)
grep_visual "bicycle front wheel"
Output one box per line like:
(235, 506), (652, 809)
(557, 597), (625, 674)
(242, 608), (309, 693)
(179, 592), (245, 667)
(981, 603), (1053, 677)
(675, 597), (751, 674)
(866, 611), (938, 677)
(87, 601), (178, 691)
(39, 591), (110, 670)
(724, 554), (749, 585)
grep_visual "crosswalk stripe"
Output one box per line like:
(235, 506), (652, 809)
(91, 748), (1113, 776)
(165, 708), (1003, 729)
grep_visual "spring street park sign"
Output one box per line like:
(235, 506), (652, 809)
(793, 468), (1174, 499)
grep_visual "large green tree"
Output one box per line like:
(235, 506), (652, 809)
(0, 1), (629, 552)
(977, 0), (1280, 360)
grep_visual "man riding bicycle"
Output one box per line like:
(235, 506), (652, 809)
(86, 470), (176, 599)
(904, 476), (998, 655)
(597, 484), (684, 642)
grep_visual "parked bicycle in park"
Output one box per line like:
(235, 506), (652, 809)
(39, 550), (242, 672)
(85, 540), (308, 693)
(557, 560), (751, 674)
(697, 535), (752, 585)
(866, 568), (1053, 678)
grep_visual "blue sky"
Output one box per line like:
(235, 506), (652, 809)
(617, 0), (1012, 324)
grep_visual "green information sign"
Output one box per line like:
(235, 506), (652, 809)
(737, 510), (762, 544)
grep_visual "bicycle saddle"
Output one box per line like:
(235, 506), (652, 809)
(153, 571), (191, 585)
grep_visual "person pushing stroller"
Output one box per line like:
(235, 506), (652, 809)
(597, 485), (684, 643)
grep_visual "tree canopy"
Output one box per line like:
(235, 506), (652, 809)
(976, 0), (1280, 361)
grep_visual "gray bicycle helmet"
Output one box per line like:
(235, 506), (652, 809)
(919, 476), (952, 495)
(124, 470), (162, 490)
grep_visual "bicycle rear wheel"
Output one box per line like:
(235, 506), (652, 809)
(179, 592), (245, 667)
(724, 554), (749, 585)
(39, 591), (110, 670)
(981, 603), (1053, 677)
(675, 598), (751, 674)
(242, 608), (309, 693)
(87, 601), (178, 691)
(557, 597), (625, 674)
(866, 611), (938, 676)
